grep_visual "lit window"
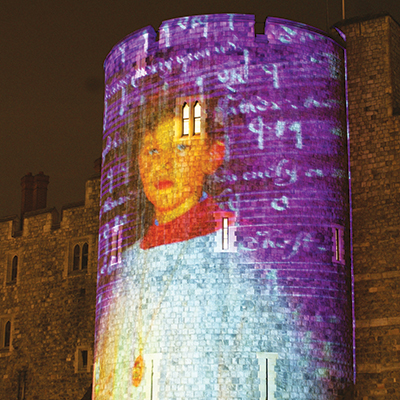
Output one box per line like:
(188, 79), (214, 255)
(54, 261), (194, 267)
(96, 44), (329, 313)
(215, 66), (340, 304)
(332, 226), (344, 264)
(222, 217), (229, 250)
(110, 227), (122, 266)
(182, 103), (190, 136)
(143, 353), (162, 400)
(73, 245), (80, 271)
(81, 243), (89, 270)
(335, 228), (340, 261)
(177, 98), (204, 138)
(257, 352), (278, 400)
(11, 256), (18, 282)
(193, 101), (201, 135)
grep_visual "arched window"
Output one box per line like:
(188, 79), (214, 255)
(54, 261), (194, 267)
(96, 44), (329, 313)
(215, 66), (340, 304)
(73, 245), (80, 271)
(182, 103), (190, 136)
(4, 321), (11, 348)
(70, 241), (90, 273)
(81, 243), (89, 270)
(11, 256), (18, 282)
(193, 101), (201, 135)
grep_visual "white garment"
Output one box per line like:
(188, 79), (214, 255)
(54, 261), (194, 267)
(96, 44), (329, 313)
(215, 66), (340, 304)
(95, 231), (263, 399)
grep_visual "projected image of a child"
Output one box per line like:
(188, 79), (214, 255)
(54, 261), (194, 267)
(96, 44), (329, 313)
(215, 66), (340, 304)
(94, 103), (241, 398)
(138, 108), (231, 249)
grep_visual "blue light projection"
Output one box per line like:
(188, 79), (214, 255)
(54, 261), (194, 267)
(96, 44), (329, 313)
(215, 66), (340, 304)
(94, 14), (353, 399)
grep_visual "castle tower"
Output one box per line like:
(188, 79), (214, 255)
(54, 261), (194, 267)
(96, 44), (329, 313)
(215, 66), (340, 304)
(94, 14), (353, 399)
(336, 14), (400, 399)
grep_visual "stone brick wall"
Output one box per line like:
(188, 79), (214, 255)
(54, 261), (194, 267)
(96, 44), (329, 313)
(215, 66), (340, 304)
(337, 14), (400, 400)
(0, 176), (100, 400)
(95, 14), (353, 399)
(2, 12), (399, 400)
(389, 17), (400, 115)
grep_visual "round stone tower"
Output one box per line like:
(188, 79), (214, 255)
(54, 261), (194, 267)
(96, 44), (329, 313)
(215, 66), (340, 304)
(94, 14), (353, 399)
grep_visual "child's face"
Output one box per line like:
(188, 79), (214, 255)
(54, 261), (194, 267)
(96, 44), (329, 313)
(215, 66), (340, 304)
(139, 118), (223, 224)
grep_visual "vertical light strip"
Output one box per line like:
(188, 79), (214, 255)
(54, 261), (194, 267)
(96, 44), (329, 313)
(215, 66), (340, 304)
(266, 358), (269, 400)
(335, 228), (340, 261)
(222, 217), (229, 250)
(144, 353), (162, 400)
(193, 101), (201, 135)
(257, 353), (278, 400)
(182, 103), (190, 136)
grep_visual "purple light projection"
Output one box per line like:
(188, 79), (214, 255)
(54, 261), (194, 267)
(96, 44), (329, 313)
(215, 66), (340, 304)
(94, 14), (353, 399)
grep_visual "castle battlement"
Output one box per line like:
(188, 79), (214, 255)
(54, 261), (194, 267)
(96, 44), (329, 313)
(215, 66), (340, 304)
(103, 14), (341, 106)
(0, 171), (100, 399)
(96, 13), (352, 400)
(0, 175), (100, 239)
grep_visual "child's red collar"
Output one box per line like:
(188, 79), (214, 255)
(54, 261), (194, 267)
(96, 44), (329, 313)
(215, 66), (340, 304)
(140, 197), (234, 250)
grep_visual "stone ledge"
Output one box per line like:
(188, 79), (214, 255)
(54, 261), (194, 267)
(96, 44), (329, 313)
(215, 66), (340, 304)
(354, 270), (400, 282)
(356, 317), (400, 328)
(357, 362), (400, 373)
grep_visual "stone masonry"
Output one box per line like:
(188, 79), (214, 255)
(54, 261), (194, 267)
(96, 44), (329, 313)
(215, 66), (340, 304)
(0, 12), (399, 400)
(337, 14), (400, 400)
(0, 174), (100, 400)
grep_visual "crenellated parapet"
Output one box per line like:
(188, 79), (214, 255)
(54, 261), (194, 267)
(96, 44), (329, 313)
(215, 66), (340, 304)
(0, 173), (101, 399)
(96, 13), (353, 400)
(0, 176), (100, 239)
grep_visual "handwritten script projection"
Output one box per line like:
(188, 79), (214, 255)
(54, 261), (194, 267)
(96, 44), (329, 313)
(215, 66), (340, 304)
(94, 14), (353, 400)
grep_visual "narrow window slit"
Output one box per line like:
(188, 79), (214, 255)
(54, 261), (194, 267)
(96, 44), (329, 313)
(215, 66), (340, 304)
(150, 359), (154, 400)
(193, 101), (201, 135)
(73, 245), (80, 270)
(222, 217), (229, 250)
(182, 103), (190, 136)
(335, 228), (340, 261)
(266, 358), (268, 400)
(4, 321), (11, 348)
(11, 256), (18, 282)
(81, 243), (89, 269)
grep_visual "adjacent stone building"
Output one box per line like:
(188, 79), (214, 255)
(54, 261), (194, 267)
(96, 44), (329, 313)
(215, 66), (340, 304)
(0, 170), (100, 400)
(337, 14), (400, 400)
(0, 12), (399, 400)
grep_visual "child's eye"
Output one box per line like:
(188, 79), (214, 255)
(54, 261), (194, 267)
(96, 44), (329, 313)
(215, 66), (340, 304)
(177, 144), (187, 151)
(149, 148), (159, 155)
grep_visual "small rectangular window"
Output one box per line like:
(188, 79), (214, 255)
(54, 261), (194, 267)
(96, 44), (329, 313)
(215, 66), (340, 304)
(11, 256), (18, 282)
(257, 352), (278, 400)
(81, 243), (89, 269)
(182, 103), (190, 136)
(80, 350), (88, 369)
(176, 98), (205, 139)
(18, 369), (27, 400)
(335, 228), (340, 261)
(193, 101), (201, 135)
(6, 253), (20, 284)
(143, 353), (162, 400)
(73, 245), (80, 271)
(332, 226), (345, 264)
(0, 317), (13, 353)
(68, 239), (90, 274)
(110, 226), (122, 266)
(222, 217), (229, 250)
(4, 321), (11, 348)
(75, 347), (91, 373)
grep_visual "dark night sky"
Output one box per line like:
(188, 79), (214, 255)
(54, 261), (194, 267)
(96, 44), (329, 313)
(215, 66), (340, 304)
(1, 0), (399, 217)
